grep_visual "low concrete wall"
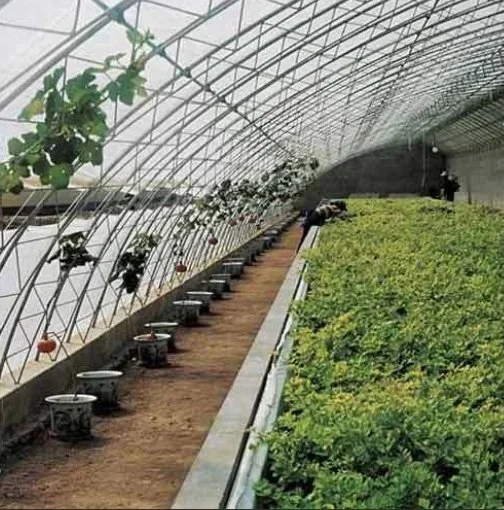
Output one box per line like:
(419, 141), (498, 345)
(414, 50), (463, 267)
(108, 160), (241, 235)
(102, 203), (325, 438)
(0, 215), (297, 445)
(297, 144), (445, 210)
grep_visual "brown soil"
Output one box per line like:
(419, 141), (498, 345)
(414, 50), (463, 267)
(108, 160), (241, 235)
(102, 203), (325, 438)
(0, 226), (301, 509)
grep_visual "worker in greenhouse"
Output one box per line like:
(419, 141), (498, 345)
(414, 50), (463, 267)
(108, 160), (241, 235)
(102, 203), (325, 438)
(329, 199), (347, 211)
(441, 170), (460, 202)
(297, 204), (344, 252)
(297, 208), (321, 252)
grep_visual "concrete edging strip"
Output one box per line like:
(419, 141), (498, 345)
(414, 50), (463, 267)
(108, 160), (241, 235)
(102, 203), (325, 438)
(171, 226), (319, 510)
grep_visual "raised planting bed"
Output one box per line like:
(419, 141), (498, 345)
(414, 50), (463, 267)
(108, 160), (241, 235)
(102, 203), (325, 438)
(256, 199), (504, 509)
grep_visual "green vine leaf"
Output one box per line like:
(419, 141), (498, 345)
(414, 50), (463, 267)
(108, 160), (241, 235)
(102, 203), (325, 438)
(0, 164), (23, 194)
(19, 94), (45, 121)
(49, 163), (72, 189)
(127, 29), (144, 47)
(43, 67), (65, 92)
(8, 138), (25, 156)
(78, 139), (103, 165)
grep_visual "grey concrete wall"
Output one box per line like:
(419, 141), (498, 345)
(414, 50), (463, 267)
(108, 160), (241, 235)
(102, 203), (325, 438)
(297, 144), (445, 210)
(447, 147), (504, 208)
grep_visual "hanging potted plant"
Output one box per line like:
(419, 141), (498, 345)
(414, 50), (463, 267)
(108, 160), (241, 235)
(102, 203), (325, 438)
(36, 332), (58, 359)
(109, 232), (161, 294)
(172, 243), (187, 274)
(46, 232), (98, 272)
(207, 228), (218, 246)
(175, 262), (188, 273)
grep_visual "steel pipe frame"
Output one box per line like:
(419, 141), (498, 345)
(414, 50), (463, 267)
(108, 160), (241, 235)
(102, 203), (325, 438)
(0, 0), (496, 294)
(0, 0), (310, 262)
(1, 0), (502, 195)
(118, 0), (496, 194)
(8, 1), (342, 358)
(0, 0), (504, 382)
(0, 129), (294, 383)
(95, 0), (500, 195)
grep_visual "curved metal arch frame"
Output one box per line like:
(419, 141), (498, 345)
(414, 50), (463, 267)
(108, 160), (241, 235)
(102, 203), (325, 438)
(1, 0), (500, 266)
(0, 2), (504, 382)
(0, 0), (498, 354)
(0, 124), (297, 383)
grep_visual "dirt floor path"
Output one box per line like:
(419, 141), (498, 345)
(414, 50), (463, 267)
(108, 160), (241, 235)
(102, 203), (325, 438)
(0, 226), (301, 509)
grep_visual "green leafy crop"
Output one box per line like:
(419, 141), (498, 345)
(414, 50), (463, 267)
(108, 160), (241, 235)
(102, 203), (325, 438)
(258, 199), (504, 509)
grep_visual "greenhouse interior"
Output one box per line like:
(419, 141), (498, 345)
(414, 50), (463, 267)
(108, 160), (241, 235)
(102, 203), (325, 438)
(0, 0), (504, 508)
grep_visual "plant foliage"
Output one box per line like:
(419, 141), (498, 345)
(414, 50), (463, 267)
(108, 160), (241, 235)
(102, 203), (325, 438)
(1, 29), (154, 194)
(109, 232), (160, 294)
(172, 155), (319, 242)
(46, 231), (97, 272)
(257, 199), (504, 509)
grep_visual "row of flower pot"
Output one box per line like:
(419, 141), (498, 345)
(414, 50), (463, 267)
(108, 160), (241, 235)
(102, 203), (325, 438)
(44, 226), (286, 441)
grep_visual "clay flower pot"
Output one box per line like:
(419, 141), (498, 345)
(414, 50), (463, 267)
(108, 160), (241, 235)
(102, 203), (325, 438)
(144, 322), (179, 352)
(186, 291), (213, 313)
(222, 261), (244, 278)
(211, 273), (232, 291)
(203, 279), (227, 298)
(172, 300), (202, 326)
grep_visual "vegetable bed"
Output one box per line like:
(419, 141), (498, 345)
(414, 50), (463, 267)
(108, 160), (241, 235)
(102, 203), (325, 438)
(257, 199), (504, 509)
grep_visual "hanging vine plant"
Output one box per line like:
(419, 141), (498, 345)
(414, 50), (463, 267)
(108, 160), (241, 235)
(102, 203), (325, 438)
(109, 232), (160, 294)
(0, 28), (155, 194)
(169, 154), (320, 248)
(46, 231), (98, 273)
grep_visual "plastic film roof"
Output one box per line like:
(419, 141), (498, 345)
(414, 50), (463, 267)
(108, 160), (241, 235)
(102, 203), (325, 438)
(1, 0), (504, 384)
(1, 0), (504, 185)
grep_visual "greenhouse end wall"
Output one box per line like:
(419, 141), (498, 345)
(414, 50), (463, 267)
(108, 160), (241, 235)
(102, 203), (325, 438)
(297, 145), (444, 209)
(448, 147), (504, 208)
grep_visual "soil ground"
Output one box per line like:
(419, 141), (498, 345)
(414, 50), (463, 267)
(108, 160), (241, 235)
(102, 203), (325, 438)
(0, 226), (300, 509)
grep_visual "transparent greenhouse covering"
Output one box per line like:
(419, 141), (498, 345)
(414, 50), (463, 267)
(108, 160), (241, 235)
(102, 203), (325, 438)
(0, 0), (503, 384)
